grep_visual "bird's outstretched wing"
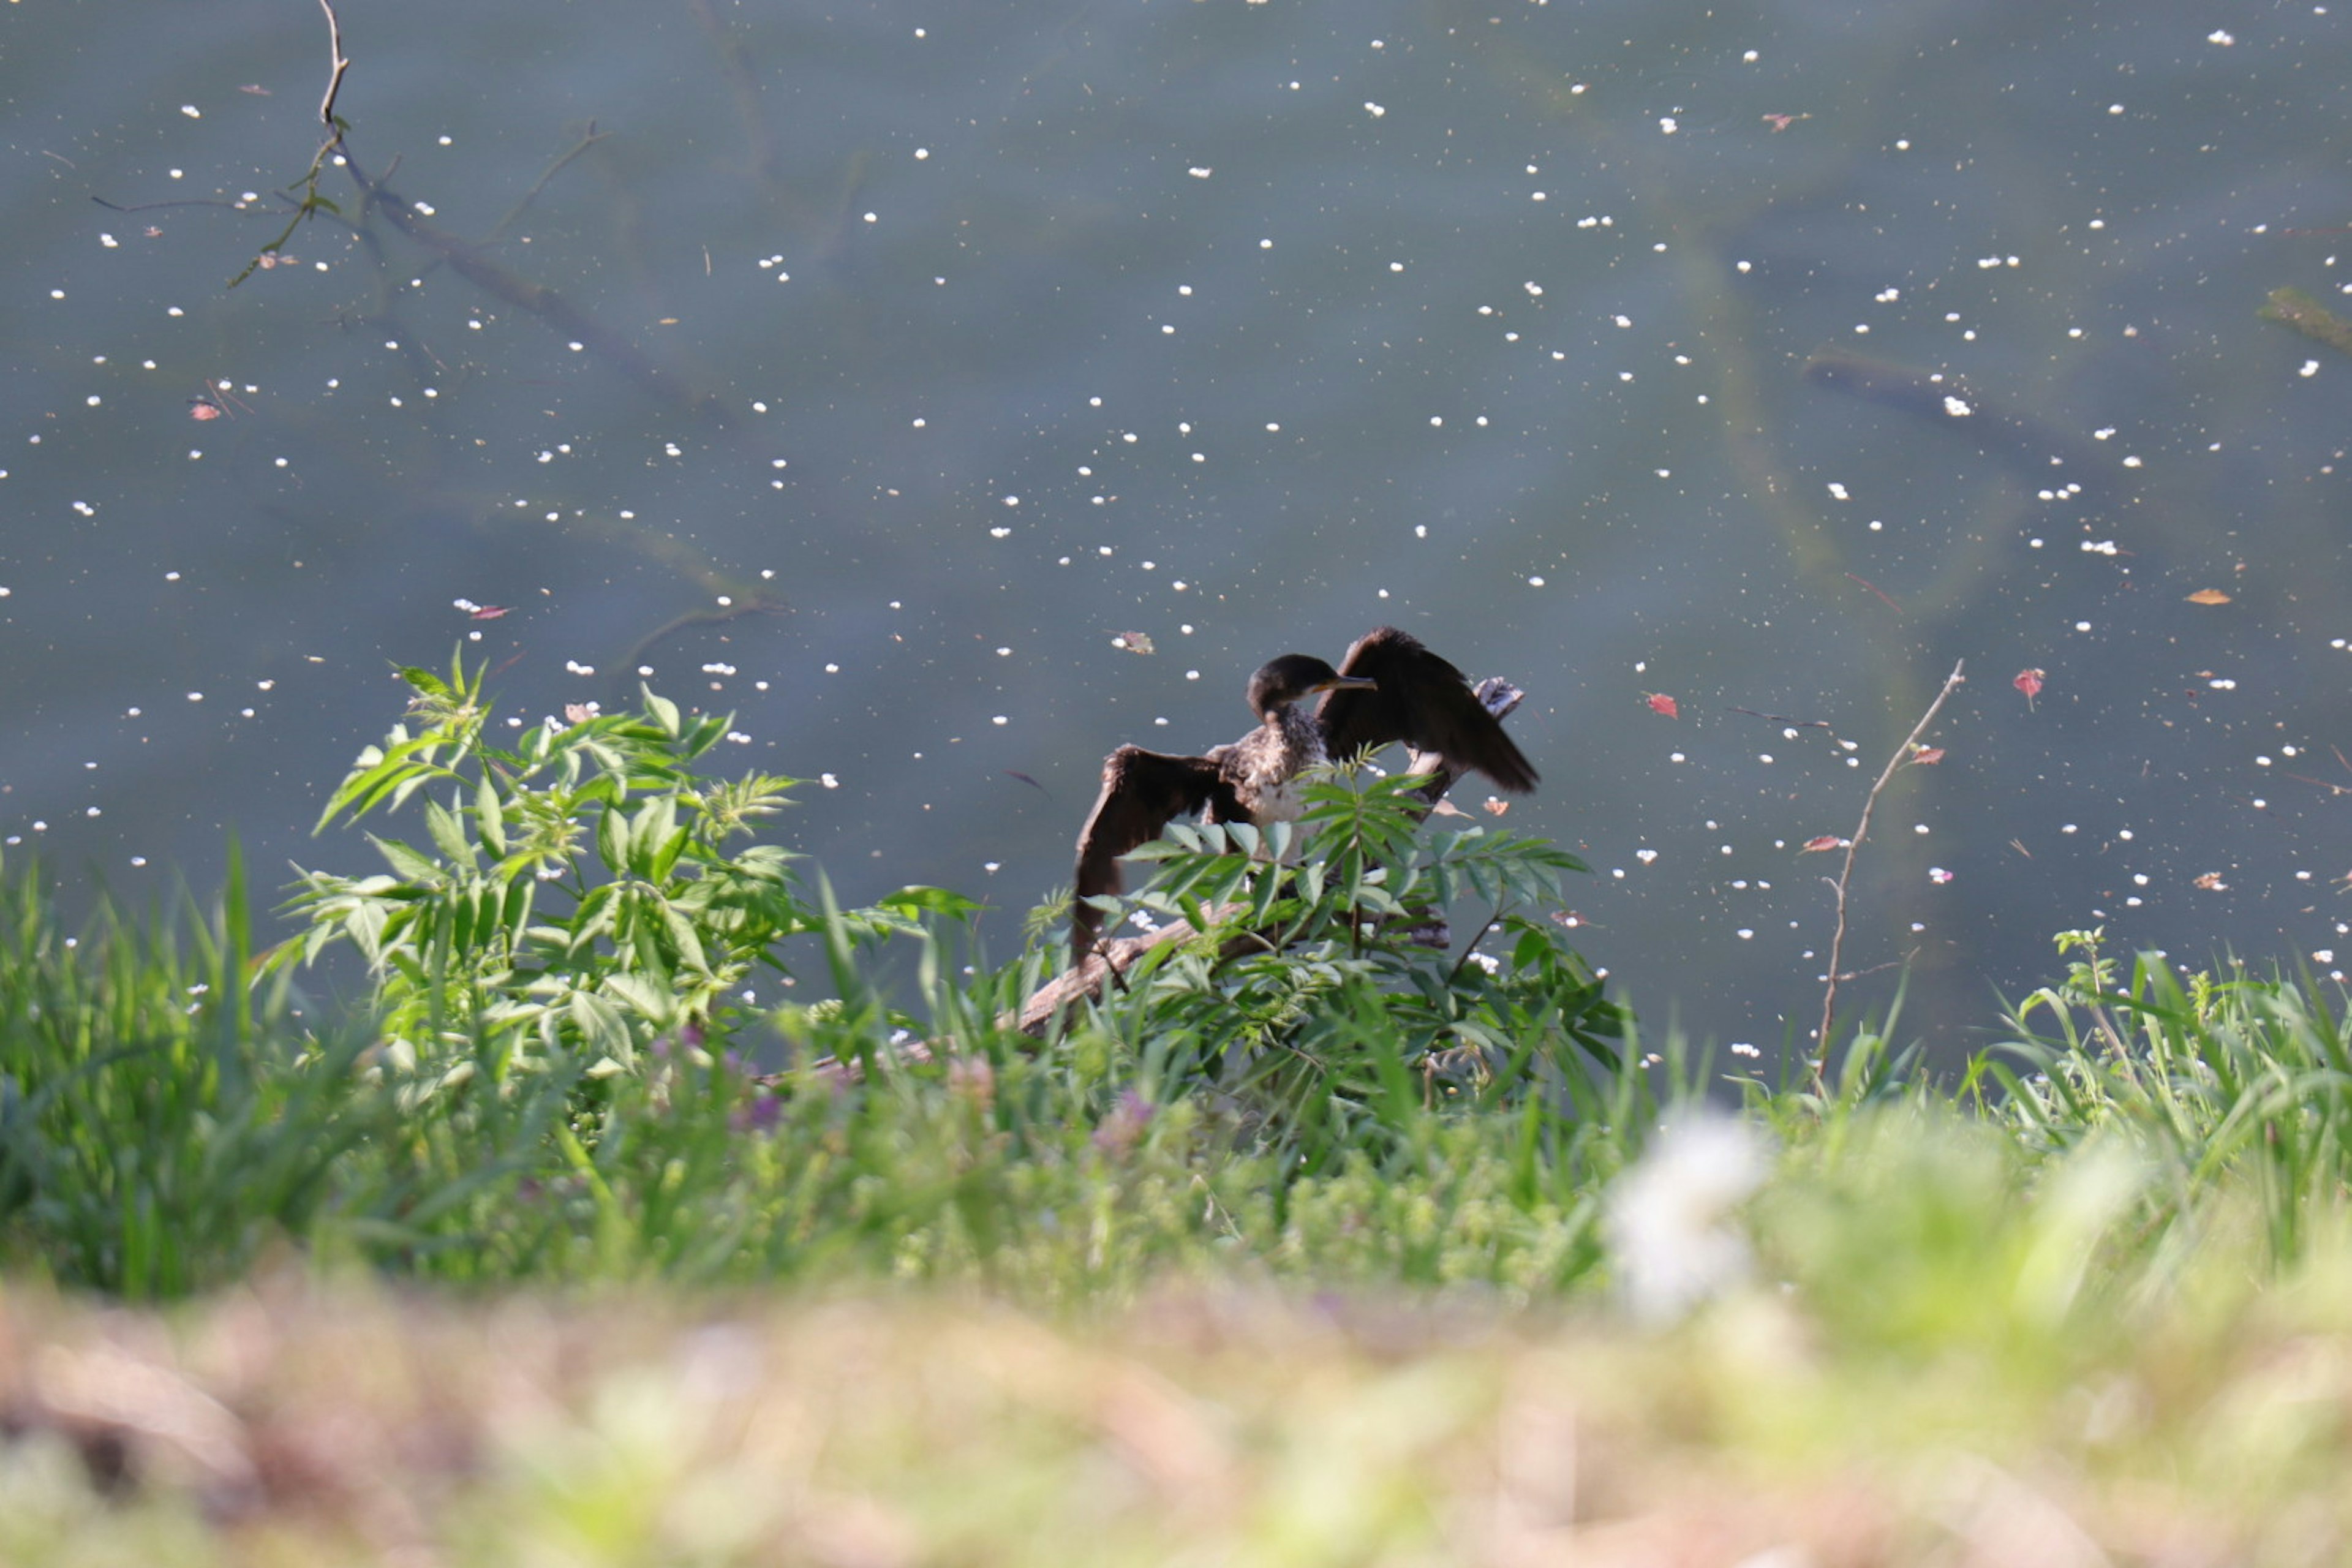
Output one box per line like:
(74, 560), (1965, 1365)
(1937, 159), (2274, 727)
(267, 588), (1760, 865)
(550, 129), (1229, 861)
(1317, 625), (1539, 793)
(1070, 745), (1238, 958)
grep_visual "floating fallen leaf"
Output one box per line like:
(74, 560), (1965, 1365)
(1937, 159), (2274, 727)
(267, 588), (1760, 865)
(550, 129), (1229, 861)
(1110, 631), (1155, 655)
(189, 380), (251, 421)
(562, 703), (598, 725)
(2193, 871), (2226, 890)
(237, 84), (273, 96)
(1800, 835), (1847, 854)
(469, 606), (513, 621)
(1482, 798), (1510, 816)
(1645, 692), (1679, 718)
(2185, 588), (2233, 606)
(2014, 668), (2045, 709)
(1911, 746), (1945, 766)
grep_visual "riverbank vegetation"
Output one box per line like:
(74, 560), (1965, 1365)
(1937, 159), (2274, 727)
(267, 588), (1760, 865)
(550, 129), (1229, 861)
(4, 661), (2351, 1562)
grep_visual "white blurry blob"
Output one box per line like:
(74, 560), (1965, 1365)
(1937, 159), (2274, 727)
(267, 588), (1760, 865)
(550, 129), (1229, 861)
(1605, 1112), (1767, 1325)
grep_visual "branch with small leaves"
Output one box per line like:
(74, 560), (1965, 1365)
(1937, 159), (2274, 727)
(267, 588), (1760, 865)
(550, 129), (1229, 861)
(1812, 660), (1966, 1087)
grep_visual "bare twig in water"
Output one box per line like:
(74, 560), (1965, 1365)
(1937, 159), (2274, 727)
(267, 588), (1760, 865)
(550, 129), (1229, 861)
(1728, 706), (1837, 733)
(1812, 660), (1966, 1087)
(228, 0), (351, 286)
(92, 196), (246, 214)
(1844, 573), (1907, 614)
(484, 121), (610, 242)
(316, 0), (352, 130)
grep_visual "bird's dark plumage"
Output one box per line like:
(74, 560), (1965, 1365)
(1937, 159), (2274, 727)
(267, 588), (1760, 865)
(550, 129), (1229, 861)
(1068, 627), (1536, 959)
(1317, 627), (1539, 793)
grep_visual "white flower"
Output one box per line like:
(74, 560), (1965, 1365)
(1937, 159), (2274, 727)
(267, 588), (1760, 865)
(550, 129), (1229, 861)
(1605, 1112), (1766, 1324)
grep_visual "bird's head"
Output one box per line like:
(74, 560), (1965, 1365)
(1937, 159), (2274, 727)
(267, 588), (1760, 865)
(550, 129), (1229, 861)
(1248, 654), (1376, 722)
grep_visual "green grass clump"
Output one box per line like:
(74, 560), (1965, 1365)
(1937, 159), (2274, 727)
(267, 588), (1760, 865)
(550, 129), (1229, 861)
(1975, 928), (2352, 1262)
(0, 853), (389, 1298)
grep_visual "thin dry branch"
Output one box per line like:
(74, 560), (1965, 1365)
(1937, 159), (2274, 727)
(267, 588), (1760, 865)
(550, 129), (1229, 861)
(1811, 660), (1965, 1085)
(316, 0), (351, 129)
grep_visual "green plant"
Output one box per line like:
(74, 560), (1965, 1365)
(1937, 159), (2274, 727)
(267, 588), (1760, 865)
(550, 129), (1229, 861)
(1970, 933), (2352, 1262)
(0, 853), (385, 1296)
(268, 652), (950, 1078)
(1073, 772), (1630, 1175)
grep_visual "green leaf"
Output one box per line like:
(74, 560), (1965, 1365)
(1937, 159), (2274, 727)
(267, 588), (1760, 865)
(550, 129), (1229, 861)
(424, 797), (473, 866)
(369, 835), (443, 884)
(649, 825), (692, 885)
(475, 774), (508, 857)
(602, 970), (673, 1024)
(594, 801), (626, 874)
(656, 898), (710, 973)
(500, 873), (535, 941)
(677, 713), (731, 760)
(643, 685), (681, 739)
(876, 885), (986, 919)
(629, 796), (680, 880)
(568, 883), (619, 951)
(565, 990), (635, 1065)
(450, 883), (477, 955)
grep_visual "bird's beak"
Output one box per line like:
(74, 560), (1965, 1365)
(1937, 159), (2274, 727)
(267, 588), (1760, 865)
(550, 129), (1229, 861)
(1313, 676), (1379, 694)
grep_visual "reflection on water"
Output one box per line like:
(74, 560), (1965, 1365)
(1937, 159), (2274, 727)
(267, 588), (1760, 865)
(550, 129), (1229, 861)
(4, 0), (2350, 1064)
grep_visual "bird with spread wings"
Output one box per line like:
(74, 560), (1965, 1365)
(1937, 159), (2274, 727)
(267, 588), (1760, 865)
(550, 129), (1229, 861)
(1069, 625), (1537, 959)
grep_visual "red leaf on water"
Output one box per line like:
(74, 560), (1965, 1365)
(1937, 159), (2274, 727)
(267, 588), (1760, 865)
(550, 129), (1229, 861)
(1644, 692), (1679, 718)
(1800, 835), (1847, 854)
(1911, 746), (1945, 766)
(2013, 668), (2045, 708)
(469, 606), (513, 621)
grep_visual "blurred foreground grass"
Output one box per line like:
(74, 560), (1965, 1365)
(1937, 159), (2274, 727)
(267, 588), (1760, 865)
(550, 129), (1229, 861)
(7, 1150), (2352, 1568)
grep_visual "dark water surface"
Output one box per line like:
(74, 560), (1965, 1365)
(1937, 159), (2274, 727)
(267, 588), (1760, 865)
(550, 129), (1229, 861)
(7, 0), (2351, 1062)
